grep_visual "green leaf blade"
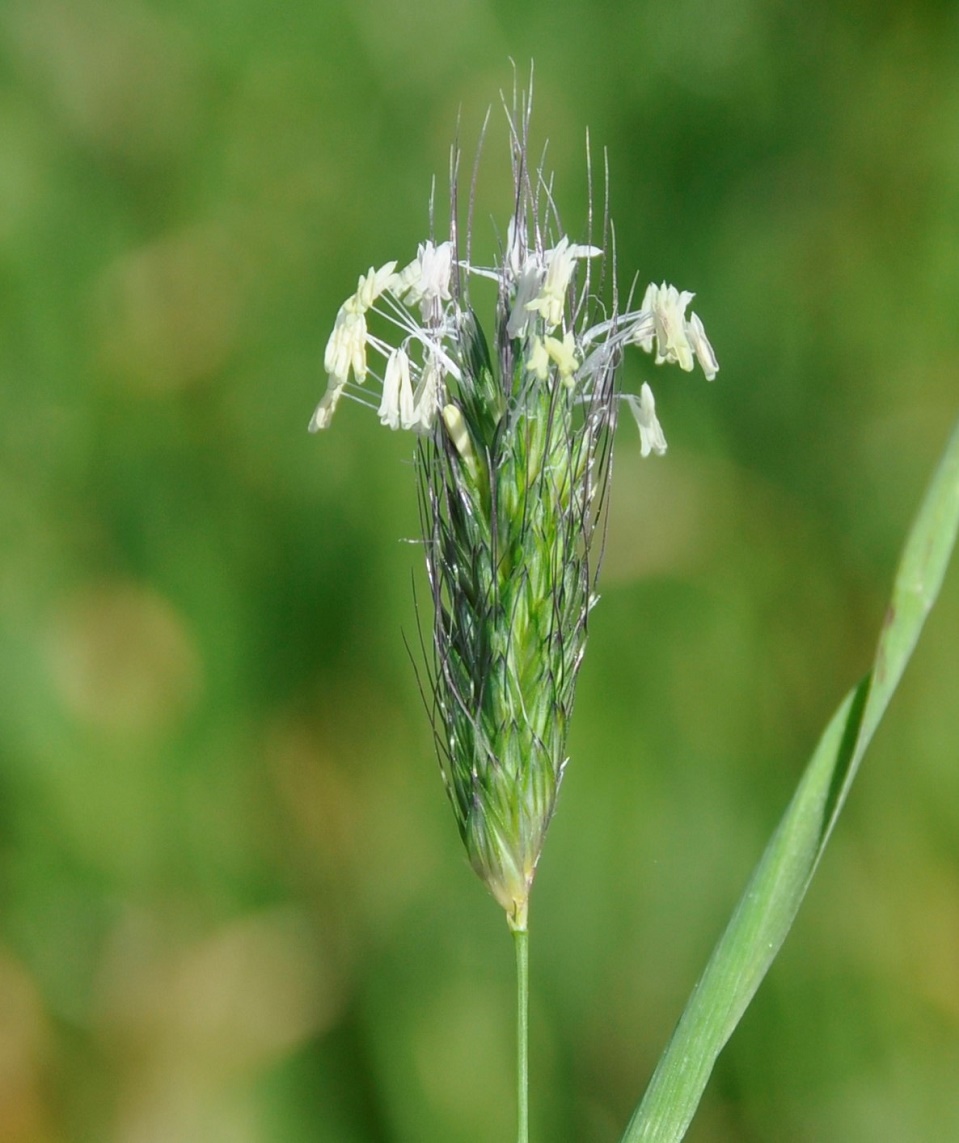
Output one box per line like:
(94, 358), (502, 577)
(863, 416), (959, 743)
(621, 417), (959, 1143)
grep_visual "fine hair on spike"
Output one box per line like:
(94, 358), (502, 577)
(465, 106), (491, 278)
(449, 115), (463, 302)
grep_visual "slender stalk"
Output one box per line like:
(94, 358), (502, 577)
(513, 922), (530, 1143)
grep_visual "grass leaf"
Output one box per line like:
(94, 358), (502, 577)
(621, 417), (959, 1143)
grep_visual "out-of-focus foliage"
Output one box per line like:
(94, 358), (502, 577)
(0, 1), (957, 1140)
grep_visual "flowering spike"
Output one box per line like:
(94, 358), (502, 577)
(310, 90), (719, 922)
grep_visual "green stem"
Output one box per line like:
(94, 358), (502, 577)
(513, 922), (529, 1143)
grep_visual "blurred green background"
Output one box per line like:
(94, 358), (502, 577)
(2, 0), (958, 1139)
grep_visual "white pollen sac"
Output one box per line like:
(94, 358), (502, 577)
(441, 403), (475, 464)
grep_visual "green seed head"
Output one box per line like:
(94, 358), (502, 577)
(421, 301), (615, 928)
